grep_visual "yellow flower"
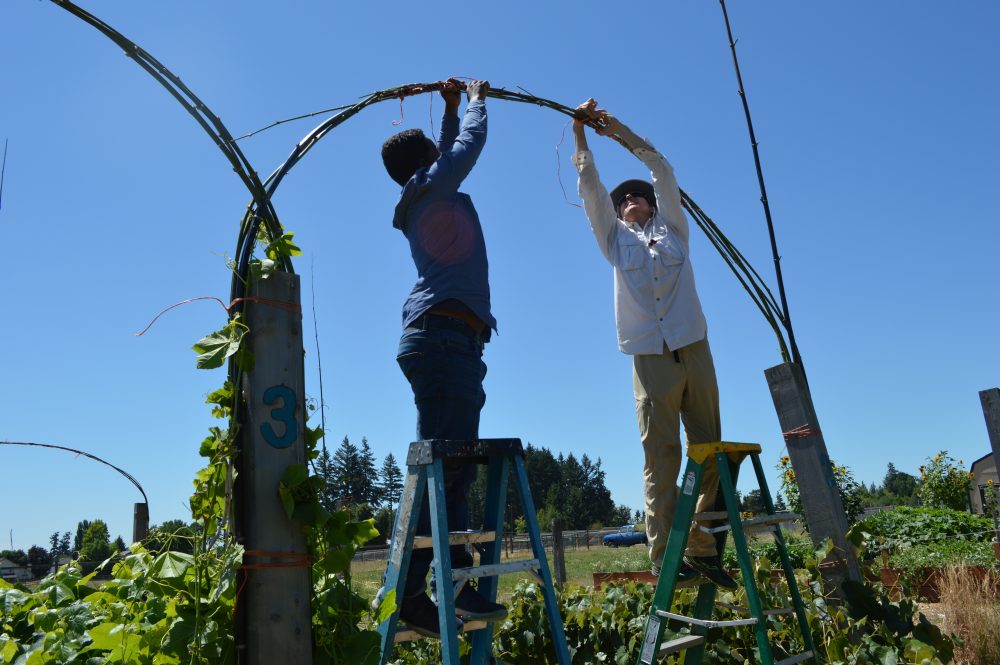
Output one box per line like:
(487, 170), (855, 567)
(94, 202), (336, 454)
(989, 479), (994, 485)
(919, 466), (925, 473)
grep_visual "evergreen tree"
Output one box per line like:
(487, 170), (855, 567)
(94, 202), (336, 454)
(774, 494), (788, 512)
(315, 445), (338, 512)
(379, 453), (404, 508)
(357, 437), (380, 506)
(73, 520), (92, 553)
(740, 489), (767, 515)
(79, 520), (113, 564)
(60, 532), (71, 557)
(332, 436), (361, 506)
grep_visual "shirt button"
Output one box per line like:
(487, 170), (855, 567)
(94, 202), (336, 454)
(659, 317), (663, 321)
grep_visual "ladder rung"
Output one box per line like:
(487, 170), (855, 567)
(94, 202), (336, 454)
(655, 609), (758, 629)
(393, 619), (488, 643)
(718, 602), (796, 617)
(659, 634), (705, 655)
(775, 651), (814, 665)
(452, 559), (540, 583)
(742, 512), (801, 528)
(696, 512), (802, 534)
(412, 530), (497, 549)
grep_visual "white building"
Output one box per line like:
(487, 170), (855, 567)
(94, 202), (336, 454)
(0, 557), (31, 583)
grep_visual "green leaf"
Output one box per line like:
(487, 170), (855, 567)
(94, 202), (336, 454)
(264, 232), (302, 260)
(192, 316), (248, 370)
(149, 552), (194, 581)
(375, 589), (397, 625)
(87, 622), (128, 651)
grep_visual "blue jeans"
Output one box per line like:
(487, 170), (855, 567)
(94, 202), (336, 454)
(396, 326), (487, 598)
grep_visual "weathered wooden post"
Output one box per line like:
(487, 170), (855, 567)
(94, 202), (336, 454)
(240, 272), (312, 664)
(132, 502), (149, 543)
(765, 362), (862, 596)
(551, 518), (566, 585)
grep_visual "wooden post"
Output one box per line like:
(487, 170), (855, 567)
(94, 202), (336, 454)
(132, 503), (149, 544)
(551, 518), (566, 585)
(765, 362), (861, 596)
(980, 388), (1000, 537)
(241, 272), (312, 665)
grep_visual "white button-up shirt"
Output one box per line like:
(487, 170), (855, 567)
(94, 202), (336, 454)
(574, 145), (707, 356)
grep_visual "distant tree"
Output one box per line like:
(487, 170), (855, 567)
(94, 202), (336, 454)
(79, 520), (114, 564)
(883, 463), (918, 499)
(740, 489), (768, 515)
(315, 445), (338, 512)
(0, 549), (28, 567)
(357, 438), (380, 506)
(332, 436), (362, 507)
(774, 494), (788, 512)
(27, 545), (50, 579)
(145, 520), (197, 555)
(60, 532), (71, 557)
(73, 520), (92, 553)
(379, 453), (404, 508)
(114, 536), (127, 552)
(634, 509), (643, 523)
(612, 504), (633, 526)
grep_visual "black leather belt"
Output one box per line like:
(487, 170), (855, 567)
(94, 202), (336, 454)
(409, 313), (484, 340)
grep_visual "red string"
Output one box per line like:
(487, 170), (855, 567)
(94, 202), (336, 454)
(233, 549), (313, 617)
(134, 295), (303, 336)
(782, 424), (821, 440)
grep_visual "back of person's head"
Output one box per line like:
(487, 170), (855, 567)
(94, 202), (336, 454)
(382, 129), (432, 186)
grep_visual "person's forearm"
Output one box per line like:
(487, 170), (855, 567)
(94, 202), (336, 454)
(573, 123), (590, 153)
(613, 121), (653, 153)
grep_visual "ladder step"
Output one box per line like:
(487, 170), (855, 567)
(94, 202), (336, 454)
(655, 609), (758, 629)
(412, 530), (497, 549)
(696, 512), (802, 534)
(394, 619), (488, 643)
(659, 634), (705, 655)
(718, 602), (796, 617)
(775, 651), (814, 665)
(452, 559), (540, 584)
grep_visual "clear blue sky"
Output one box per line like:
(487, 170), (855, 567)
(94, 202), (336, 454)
(2, 1), (998, 552)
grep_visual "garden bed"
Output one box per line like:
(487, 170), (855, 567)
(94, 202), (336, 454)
(880, 565), (1000, 602)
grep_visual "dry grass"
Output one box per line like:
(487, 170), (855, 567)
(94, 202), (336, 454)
(938, 565), (1000, 664)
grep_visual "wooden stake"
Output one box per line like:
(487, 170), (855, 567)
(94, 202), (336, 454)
(980, 388), (1000, 533)
(765, 362), (861, 596)
(551, 518), (566, 585)
(241, 272), (312, 664)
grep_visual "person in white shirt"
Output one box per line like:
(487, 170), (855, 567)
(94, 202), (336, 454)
(572, 99), (736, 589)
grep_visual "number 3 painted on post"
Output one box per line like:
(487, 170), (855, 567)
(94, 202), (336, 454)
(261, 385), (298, 449)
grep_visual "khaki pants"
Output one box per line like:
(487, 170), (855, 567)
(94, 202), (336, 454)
(633, 337), (721, 565)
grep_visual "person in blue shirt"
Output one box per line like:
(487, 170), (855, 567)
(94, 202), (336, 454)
(380, 78), (506, 638)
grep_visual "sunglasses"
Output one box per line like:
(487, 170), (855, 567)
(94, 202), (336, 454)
(618, 192), (649, 209)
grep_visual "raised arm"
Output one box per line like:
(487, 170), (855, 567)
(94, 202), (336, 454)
(573, 99), (621, 264)
(599, 113), (689, 243)
(425, 79), (489, 192)
(436, 78), (462, 151)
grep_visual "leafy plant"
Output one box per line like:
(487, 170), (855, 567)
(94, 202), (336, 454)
(916, 451), (972, 511)
(777, 455), (865, 523)
(849, 506), (993, 557)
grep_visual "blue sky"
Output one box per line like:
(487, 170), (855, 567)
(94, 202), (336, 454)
(2, 1), (998, 552)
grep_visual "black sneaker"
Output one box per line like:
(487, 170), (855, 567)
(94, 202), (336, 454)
(454, 585), (508, 622)
(399, 592), (464, 639)
(651, 561), (699, 583)
(686, 556), (738, 590)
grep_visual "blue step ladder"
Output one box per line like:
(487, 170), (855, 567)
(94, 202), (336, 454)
(376, 438), (571, 665)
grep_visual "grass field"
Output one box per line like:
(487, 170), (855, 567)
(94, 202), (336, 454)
(349, 542), (653, 604)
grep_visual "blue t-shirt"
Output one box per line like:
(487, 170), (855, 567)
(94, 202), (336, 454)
(391, 100), (496, 334)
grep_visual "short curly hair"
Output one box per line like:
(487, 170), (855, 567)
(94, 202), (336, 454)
(381, 129), (433, 186)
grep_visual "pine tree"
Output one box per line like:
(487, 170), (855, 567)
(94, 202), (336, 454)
(379, 453), (404, 507)
(332, 436), (361, 507)
(357, 437), (380, 507)
(73, 520), (92, 553)
(315, 445), (338, 512)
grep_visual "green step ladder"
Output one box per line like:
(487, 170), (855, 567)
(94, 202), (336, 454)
(376, 438), (571, 665)
(636, 442), (818, 665)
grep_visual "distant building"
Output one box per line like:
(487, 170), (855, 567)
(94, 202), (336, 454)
(969, 451), (998, 515)
(0, 557), (31, 583)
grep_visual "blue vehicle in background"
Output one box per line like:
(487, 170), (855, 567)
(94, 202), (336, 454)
(602, 524), (648, 548)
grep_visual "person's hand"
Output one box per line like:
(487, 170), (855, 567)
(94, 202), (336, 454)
(439, 78), (462, 111)
(574, 98), (600, 127)
(467, 79), (490, 103)
(595, 111), (623, 137)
